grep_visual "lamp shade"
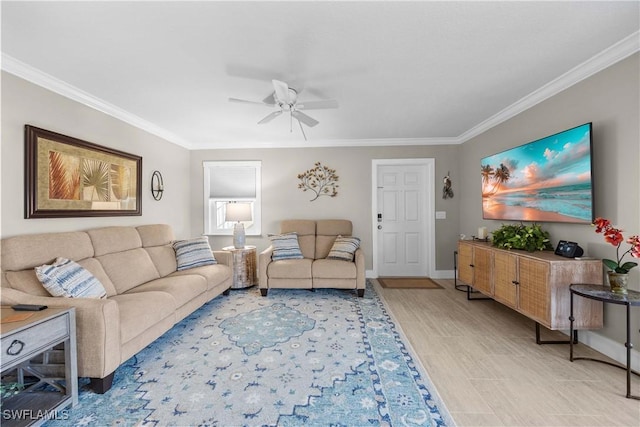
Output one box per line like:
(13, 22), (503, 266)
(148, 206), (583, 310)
(225, 203), (252, 222)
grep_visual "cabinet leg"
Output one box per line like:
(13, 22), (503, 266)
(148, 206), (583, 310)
(535, 322), (577, 344)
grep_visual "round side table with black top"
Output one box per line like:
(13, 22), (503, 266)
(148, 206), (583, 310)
(569, 283), (640, 400)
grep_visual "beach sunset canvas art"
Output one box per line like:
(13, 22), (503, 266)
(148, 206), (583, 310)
(481, 123), (593, 224)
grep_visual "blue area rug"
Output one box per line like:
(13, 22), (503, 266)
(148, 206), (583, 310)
(46, 281), (452, 426)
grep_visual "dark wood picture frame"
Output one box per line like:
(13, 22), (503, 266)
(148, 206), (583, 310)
(25, 125), (142, 218)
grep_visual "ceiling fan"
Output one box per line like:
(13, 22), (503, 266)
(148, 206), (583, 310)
(229, 80), (338, 140)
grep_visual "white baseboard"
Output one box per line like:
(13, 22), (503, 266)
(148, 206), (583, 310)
(431, 269), (455, 279)
(366, 270), (455, 279)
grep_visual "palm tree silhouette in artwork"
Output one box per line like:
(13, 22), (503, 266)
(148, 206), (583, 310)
(482, 163), (510, 197)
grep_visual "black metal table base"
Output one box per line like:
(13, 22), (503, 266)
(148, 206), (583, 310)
(569, 284), (640, 400)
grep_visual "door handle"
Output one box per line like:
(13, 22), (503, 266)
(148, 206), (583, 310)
(378, 225), (382, 230)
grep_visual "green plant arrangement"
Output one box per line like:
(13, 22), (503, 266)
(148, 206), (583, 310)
(491, 223), (553, 252)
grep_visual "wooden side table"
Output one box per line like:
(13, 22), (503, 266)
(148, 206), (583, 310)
(1, 306), (78, 426)
(222, 245), (258, 289)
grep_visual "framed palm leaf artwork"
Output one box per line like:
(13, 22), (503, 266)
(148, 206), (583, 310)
(25, 125), (142, 218)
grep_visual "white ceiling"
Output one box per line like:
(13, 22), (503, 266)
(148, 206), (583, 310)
(2, 1), (639, 149)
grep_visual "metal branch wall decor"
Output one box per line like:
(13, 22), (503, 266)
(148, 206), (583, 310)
(297, 162), (339, 202)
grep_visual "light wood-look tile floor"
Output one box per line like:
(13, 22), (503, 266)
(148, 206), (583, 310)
(376, 279), (640, 426)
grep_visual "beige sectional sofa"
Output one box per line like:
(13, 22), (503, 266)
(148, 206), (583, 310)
(0, 224), (231, 393)
(259, 219), (365, 296)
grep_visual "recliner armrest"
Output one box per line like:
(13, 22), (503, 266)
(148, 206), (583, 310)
(0, 287), (121, 379)
(258, 246), (274, 289)
(212, 250), (231, 266)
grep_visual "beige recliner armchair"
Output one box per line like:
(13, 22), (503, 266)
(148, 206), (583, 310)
(259, 219), (365, 297)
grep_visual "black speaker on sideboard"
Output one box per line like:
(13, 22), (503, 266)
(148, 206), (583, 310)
(554, 240), (584, 258)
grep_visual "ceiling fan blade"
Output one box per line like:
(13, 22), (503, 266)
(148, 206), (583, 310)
(296, 99), (339, 110)
(257, 110), (283, 124)
(229, 97), (275, 107)
(262, 93), (276, 105)
(292, 110), (319, 127)
(272, 79), (292, 104)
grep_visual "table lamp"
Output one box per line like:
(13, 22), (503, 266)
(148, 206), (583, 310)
(225, 202), (252, 249)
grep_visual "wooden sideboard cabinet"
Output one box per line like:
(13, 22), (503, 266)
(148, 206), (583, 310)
(457, 240), (603, 331)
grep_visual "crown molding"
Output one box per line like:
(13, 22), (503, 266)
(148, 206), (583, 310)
(458, 31), (640, 144)
(189, 136), (461, 150)
(1, 53), (194, 149)
(3, 31), (638, 150)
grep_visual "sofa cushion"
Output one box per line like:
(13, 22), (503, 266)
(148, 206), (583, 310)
(280, 220), (316, 259)
(1, 231), (94, 271)
(267, 258), (313, 279)
(4, 270), (52, 296)
(312, 258), (357, 279)
(327, 236), (361, 262)
(145, 245), (179, 277)
(137, 224), (174, 247)
(124, 275), (207, 309)
(269, 233), (304, 261)
(109, 292), (176, 345)
(77, 258), (118, 297)
(170, 264), (230, 291)
(173, 237), (217, 271)
(97, 248), (161, 294)
(316, 220), (353, 259)
(35, 258), (107, 299)
(88, 227), (143, 257)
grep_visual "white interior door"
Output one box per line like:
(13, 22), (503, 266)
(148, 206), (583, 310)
(373, 160), (434, 277)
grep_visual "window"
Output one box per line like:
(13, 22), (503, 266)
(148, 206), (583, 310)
(203, 161), (261, 235)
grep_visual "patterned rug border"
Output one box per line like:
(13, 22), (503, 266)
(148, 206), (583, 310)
(370, 279), (456, 427)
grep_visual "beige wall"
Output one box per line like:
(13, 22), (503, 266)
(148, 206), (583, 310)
(190, 145), (461, 272)
(1, 72), (193, 239)
(459, 53), (640, 346)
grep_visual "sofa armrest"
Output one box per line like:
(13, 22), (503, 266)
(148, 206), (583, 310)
(354, 248), (366, 290)
(213, 250), (231, 266)
(0, 287), (121, 379)
(258, 246), (274, 289)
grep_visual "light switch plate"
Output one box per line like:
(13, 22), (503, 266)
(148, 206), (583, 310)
(435, 211), (446, 219)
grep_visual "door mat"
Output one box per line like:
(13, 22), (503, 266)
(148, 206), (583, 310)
(378, 277), (443, 289)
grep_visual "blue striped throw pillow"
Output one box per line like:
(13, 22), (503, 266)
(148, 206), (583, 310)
(327, 236), (361, 261)
(173, 236), (217, 271)
(269, 232), (304, 261)
(35, 257), (107, 298)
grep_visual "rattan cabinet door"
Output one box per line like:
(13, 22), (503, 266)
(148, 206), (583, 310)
(517, 257), (550, 326)
(472, 246), (493, 295)
(457, 242), (474, 285)
(493, 251), (518, 308)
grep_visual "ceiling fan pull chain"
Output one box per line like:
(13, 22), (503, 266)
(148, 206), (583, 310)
(298, 119), (307, 141)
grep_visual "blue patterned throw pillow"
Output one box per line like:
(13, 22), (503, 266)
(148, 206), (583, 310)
(269, 232), (304, 261)
(173, 236), (217, 271)
(35, 258), (107, 298)
(327, 236), (361, 261)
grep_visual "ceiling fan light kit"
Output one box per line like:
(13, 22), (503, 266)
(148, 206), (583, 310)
(229, 79), (338, 140)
